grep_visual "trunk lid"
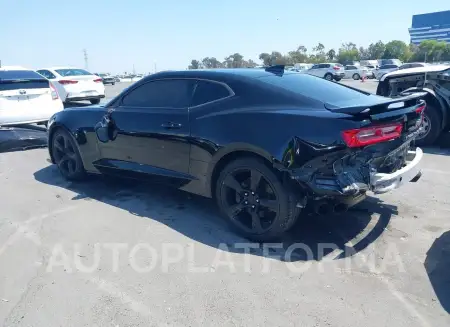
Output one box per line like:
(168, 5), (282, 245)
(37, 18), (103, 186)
(324, 92), (426, 134)
(0, 79), (53, 111)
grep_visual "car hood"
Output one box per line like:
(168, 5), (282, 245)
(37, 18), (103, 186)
(380, 64), (450, 81)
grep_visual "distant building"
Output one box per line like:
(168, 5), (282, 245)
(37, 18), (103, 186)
(409, 10), (450, 45)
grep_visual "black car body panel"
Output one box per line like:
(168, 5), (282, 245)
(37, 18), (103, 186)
(48, 69), (425, 201)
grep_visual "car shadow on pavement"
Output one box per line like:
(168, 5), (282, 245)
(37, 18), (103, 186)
(34, 165), (396, 263)
(425, 230), (450, 314)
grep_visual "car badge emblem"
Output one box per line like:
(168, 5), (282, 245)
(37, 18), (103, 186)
(19, 90), (27, 95)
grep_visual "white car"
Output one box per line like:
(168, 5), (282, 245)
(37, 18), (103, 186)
(374, 64), (399, 80)
(0, 66), (63, 126)
(304, 63), (346, 81)
(343, 65), (370, 80)
(36, 67), (105, 104)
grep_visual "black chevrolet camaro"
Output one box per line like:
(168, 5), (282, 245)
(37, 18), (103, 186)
(47, 66), (425, 241)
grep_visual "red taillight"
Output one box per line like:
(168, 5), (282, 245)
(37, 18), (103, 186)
(333, 66), (340, 70)
(342, 123), (403, 148)
(58, 80), (78, 85)
(94, 78), (103, 83)
(415, 104), (426, 114)
(50, 83), (59, 100)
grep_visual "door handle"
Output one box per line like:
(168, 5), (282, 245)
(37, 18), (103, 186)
(161, 122), (182, 129)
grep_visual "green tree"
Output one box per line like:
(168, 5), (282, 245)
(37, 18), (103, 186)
(326, 49), (336, 61)
(188, 59), (201, 69)
(382, 40), (409, 61)
(337, 43), (359, 63)
(201, 57), (222, 68)
(310, 43), (326, 63)
(246, 59), (258, 68)
(359, 46), (370, 60)
(223, 53), (244, 68)
(341, 42), (357, 51)
(259, 53), (271, 66)
(367, 41), (385, 59)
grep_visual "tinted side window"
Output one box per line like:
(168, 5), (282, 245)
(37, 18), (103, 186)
(122, 79), (194, 108)
(411, 63), (423, 68)
(318, 64), (330, 68)
(192, 80), (231, 106)
(310, 65), (319, 69)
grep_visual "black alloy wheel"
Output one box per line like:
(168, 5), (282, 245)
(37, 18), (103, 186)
(216, 157), (300, 241)
(51, 129), (85, 180)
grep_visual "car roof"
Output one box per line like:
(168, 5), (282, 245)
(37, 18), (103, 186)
(148, 68), (300, 80)
(380, 64), (450, 81)
(38, 67), (84, 70)
(0, 66), (29, 71)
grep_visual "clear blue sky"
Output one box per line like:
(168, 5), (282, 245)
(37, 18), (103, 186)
(1, 0), (449, 73)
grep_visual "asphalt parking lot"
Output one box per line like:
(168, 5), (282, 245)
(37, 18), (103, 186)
(1, 80), (449, 327)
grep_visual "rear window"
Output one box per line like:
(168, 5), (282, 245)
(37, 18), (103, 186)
(55, 69), (92, 77)
(0, 70), (49, 91)
(259, 73), (369, 104)
(0, 70), (45, 80)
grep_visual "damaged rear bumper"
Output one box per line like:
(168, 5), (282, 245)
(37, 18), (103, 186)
(370, 147), (423, 194)
(289, 142), (424, 203)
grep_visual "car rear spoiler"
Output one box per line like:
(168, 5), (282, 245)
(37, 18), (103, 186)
(324, 92), (427, 115)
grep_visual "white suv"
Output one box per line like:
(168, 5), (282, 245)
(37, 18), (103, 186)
(304, 63), (345, 81)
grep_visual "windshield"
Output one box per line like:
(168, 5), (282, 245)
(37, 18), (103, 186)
(55, 68), (92, 77)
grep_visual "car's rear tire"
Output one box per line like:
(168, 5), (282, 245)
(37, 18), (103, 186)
(215, 157), (300, 241)
(324, 73), (333, 81)
(51, 128), (86, 181)
(415, 104), (442, 146)
(90, 99), (101, 105)
(352, 73), (360, 80)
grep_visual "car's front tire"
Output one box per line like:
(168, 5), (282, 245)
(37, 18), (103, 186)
(51, 128), (86, 181)
(352, 73), (360, 80)
(90, 99), (101, 105)
(215, 157), (300, 241)
(415, 104), (442, 146)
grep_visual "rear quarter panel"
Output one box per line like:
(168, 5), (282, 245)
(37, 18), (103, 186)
(189, 94), (359, 195)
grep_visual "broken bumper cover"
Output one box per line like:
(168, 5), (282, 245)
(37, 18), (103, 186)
(370, 147), (423, 194)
